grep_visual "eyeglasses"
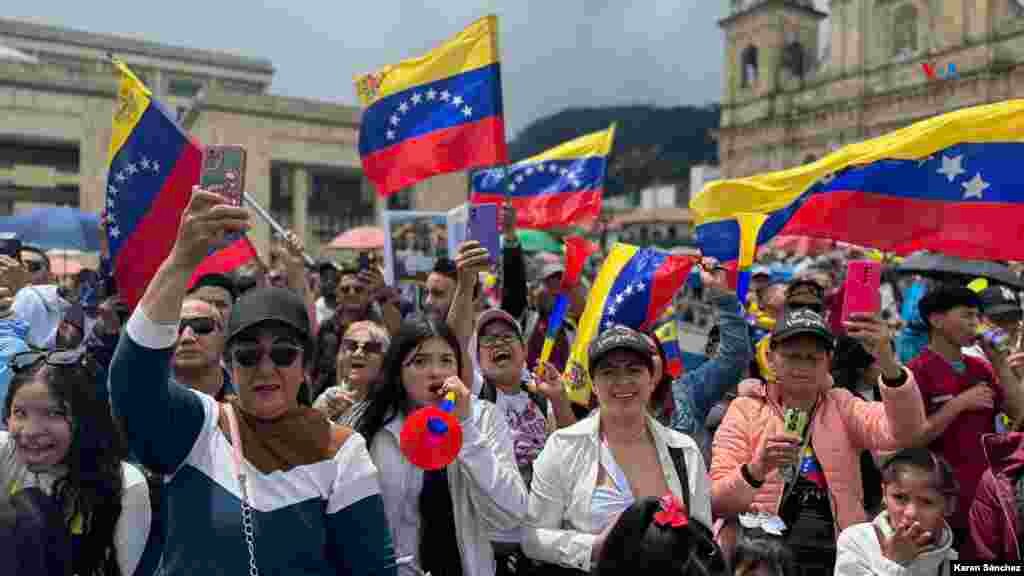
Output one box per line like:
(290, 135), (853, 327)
(10, 349), (84, 372)
(341, 339), (384, 355)
(479, 333), (519, 348)
(231, 342), (303, 368)
(338, 285), (366, 296)
(178, 317), (219, 336)
(23, 260), (44, 273)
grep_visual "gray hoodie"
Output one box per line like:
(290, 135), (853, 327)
(835, 511), (957, 576)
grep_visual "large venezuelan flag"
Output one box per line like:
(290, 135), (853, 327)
(691, 100), (1024, 262)
(562, 243), (698, 405)
(106, 60), (202, 308)
(471, 125), (616, 229)
(356, 15), (507, 197)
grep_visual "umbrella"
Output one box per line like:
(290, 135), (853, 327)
(0, 207), (100, 251)
(516, 229), (562, 253)
(896, 252), (1024, 290)
(329, 226), (386, 250)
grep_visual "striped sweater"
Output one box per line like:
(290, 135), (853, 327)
(109, 310), (397, 576)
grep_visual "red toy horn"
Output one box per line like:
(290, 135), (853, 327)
(399, 391), (463, 470)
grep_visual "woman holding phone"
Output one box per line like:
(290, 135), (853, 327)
(108, 188), (397, 576)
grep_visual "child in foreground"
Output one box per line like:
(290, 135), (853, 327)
(834, 448), (958, 575)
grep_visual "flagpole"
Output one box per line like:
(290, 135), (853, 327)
(243, 192), (315, 266)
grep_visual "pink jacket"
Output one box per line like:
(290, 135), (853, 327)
(710, 369), (926, 551)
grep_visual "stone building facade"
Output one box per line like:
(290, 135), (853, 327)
(0, 17), (467, 257)
(718, 0), (1024, 178)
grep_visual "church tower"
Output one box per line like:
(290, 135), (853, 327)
(719, 1), (827, 108)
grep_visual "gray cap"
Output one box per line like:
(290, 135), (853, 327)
(771, 308), (834, 350)
(587, 325), (654, 372)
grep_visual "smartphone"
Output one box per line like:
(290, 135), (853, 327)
(468, 203), (500, 265)
(841, 260), (881, 323)
(358, 252), (370, 271)
(200, 145), (246, 206)
(0, 233), (21, 259)
(783, 407), (809, 438)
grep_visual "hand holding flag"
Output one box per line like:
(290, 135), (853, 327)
(537, 236), (598, 373)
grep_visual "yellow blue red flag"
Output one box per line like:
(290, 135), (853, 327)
(471, 125), (616, 229)
(356, 15), (506, 196)
(691, 99), (1024, 262)
(562, 243), (698, 405)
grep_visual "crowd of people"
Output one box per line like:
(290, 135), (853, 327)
(0, 187), (1022, 575)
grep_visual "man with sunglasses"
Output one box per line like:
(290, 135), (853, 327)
(173, 299), (233, 401)
(9, 245), (70, 350)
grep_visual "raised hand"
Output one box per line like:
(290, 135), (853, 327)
(171, 187), (250, 269)
(874, 519), (933, 565)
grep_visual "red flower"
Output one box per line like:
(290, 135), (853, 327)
(653, 494), (688, 528)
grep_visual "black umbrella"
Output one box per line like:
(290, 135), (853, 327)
(896, 252), (1024, 290)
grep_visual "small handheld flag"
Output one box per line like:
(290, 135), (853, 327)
(734, 212), (769, 307)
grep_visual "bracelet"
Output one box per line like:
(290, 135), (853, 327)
(741, 464), (764, 488)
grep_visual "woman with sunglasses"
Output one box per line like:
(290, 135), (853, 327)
(314, 321), (390, 425)
(1, 348), (151, 576)
(108, 189), (397, 576)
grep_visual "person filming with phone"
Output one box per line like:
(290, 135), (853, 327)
(710, 307), (927, 573)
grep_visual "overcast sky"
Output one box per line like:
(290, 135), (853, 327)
(7, 1), (734, 137)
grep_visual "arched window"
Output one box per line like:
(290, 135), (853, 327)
(740, 45), (759, 88)
(892, 4), (919, 58)
(783, 42), (806, 77)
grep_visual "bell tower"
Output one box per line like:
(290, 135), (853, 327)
(719, 1), (827, 106)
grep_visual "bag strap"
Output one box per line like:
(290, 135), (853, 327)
(667, 446), (691, 512)
(223, 403), (260, 576)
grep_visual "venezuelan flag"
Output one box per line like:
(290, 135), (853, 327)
(562, 243), (698, 405)
(798, 445), (828, 491)
(106, 60), (202, 308)
(691, 100), (1024, 263)
(356, 15), (506, 197)
(655, 320), (683, 378)
(471, 125), (616, 229)
(187, 235), (258, 290)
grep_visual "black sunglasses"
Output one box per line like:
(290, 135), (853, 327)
(23, 260), (44, 273)
(10, 349), (84, 372)
(178, 317), (219, 336)
(341, 339), (384, 355)
(231, 342), (303, 368)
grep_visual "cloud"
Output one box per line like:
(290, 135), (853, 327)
(7, 0), (724, 135)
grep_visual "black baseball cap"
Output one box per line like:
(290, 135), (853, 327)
(918, 285), (981, 329)
(226, 287), (311, 347)
(978, 286), (1022, 318)
(771, 308), (835, 350)
(588, 325), (654, 373)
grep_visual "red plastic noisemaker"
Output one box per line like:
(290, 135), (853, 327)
(400, 392), (463, 470)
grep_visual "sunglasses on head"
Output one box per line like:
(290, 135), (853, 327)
(178, 317), (219, 336)
(10, 349), (84, 373)
(341, 339), (384, 355)
(231, 342), (303, 368)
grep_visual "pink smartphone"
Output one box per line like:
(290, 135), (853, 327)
(841, 260), (882, 322)
(200, 146), (246, 206)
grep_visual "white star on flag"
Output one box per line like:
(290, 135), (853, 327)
(507, 184), (516, 192)
(462, 106), (472, 117)
(115, 172), (126, 182)
(636, 281), (646, 292)
(961, 173), (990, 199)
(615, 293), (625, 304)
(398, 102), (409, 114)
(139, 157), (150, 170)
(526, 167), (535, 176)
(426, 89), (437, 100)
(440, 90), (451, 101)
(110, 226), (121, 239)
(411, 93), (422, 105)
(386, 130), (396, 140)
(390, 115), (400, 126)
(624, 285), (634, 296)
(107, 185), (118, 196)
(607, 304), (617, 316)
(126, 163), (138, 175)
(452, 95), (464, 106)
(549, 164), (558, 173)
(515, 174), (525, 184)
(106, 212), (116, 225)
(151, 161), (160, 173)
(938, 155), (966, 182)
(559, 168), (568, 176)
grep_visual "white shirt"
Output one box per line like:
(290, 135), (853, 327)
(523, 412), (712, 572)
(12, 285), (68, 349)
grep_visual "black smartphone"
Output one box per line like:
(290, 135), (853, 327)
(358, 252), (370, 271)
